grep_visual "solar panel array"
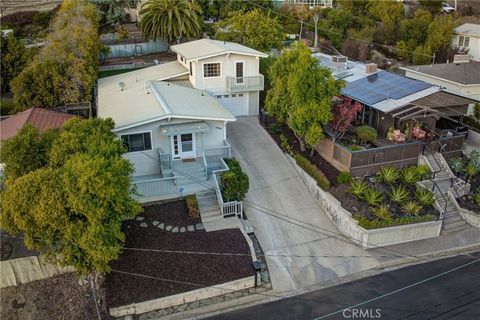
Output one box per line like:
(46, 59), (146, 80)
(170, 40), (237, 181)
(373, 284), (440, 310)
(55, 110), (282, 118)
(342, 71), (432, 106)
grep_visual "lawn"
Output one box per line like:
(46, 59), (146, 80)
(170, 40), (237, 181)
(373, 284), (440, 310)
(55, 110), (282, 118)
(105, 199), (254, 309)
(98, 67), (144, 79)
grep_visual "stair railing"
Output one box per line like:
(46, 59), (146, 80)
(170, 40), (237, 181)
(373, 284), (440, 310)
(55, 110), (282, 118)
(426, 179), (448, 221)
(422, 143), (442, 180)
(450, 178), (464, 203)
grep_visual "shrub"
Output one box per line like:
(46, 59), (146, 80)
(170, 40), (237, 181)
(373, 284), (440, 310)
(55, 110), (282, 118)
(377, 166), (399, 184)
(294, 154), (330, 190)
(337, 171), (352, 184)
(348, 145), (365, 151)
(280, 134), (293, 155)
(0, 99), (15, 116)
(362, 187), (384, 206)
(221, 159), (249, 202)
(356, 126), (377, 144)
(389, 185), (409, 204)
(465, 162), (478, 180)
(475, 189), (480, 207)
(370, 204), (392, 221)
(416, 165), (431, 180)
(402, 201), (422, 215)
(415, 187), (435, 206)
(354, 214), (436, 229)
(400, 166), (421, 185)
(350, 179), (368, 198)
(449, 157), (464, 173)
(185, 195), (199, 219)
(269, 123), (282, 134)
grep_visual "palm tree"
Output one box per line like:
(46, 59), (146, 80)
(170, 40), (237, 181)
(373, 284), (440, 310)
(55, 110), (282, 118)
(138, 0), (202, 43)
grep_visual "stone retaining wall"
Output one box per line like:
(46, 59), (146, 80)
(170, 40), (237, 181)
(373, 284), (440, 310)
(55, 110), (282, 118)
(448, 191), (480, 228)
(284, 154), (442, 249)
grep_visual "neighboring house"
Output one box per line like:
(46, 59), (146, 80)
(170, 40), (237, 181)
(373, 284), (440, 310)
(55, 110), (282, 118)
(452, 23), (480, 62)
(170, 39), (267, 116)
(402, 61), (480, 102)
(314, 53), (476, 176)
(0, 107), (74, 141)
(273, 0), (333, 8)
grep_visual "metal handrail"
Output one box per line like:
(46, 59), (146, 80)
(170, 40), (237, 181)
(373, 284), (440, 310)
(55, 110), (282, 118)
(422, 143), (442, 179)
(426, 179), (448, 221)
(450, 177), (464, 202)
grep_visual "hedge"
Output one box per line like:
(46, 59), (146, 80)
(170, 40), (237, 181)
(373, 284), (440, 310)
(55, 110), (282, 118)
(293, 154), (330, 190)
(221, 158), (249, 202)
(353, 214), (437, 230)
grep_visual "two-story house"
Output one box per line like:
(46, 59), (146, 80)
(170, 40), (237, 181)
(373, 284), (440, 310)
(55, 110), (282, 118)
(452, 23), (480, 62)
(97, 39), (267, 201)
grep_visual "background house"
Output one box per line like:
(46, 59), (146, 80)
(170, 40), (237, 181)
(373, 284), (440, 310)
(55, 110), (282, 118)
(452, 23), (480, 62)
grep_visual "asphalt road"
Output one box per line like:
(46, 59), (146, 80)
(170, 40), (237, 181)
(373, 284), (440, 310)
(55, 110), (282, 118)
(207, 252), (480, 320)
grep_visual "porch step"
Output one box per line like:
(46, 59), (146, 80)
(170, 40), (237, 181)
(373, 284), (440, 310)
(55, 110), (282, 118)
(197, 190), (222, 223)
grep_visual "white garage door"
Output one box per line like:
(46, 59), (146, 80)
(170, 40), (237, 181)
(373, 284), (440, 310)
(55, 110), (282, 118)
(217, 93), (249, 116)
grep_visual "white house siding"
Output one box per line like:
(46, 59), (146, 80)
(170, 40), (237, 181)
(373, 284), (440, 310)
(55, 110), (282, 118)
(403, 70), (480, 101)
(452, 34), (480, 62)
(248, 91), (260, 116)
(215, 93), (249, 116)
(116, 119), (226, 176)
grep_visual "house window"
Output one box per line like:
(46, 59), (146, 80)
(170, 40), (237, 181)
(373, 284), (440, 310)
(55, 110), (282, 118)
(224, 95), (229, 98)
(215, 95), (221, 99)
(232, 94), (236, 97)
(458, 36), (470, 47)
(239, 93), (244, 97)
(121, 132), (152, 152)
(203, 63), (221, 77)
(189, 62), (192, 76)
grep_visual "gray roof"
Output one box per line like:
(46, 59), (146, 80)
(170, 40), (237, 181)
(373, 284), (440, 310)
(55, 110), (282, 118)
(455, 23), (480, 37)
(403, 62), (480, 85)
(171, 39), (268, 60)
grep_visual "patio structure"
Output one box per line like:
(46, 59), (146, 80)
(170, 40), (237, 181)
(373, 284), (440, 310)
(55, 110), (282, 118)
(315, 53), (477, 176)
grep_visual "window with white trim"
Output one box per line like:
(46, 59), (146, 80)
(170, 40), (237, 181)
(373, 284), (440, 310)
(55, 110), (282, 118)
(121, 132), (152, 152)
(458, 36), (470, 47)
(203, 63), (221, 77)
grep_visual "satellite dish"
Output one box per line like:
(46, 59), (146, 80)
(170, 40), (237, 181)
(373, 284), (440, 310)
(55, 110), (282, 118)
(118, 81), (126, 91)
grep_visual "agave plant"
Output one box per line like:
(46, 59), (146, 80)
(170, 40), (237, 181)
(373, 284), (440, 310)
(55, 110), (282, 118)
(475, 189), (480, 207)
(449, 157), (465, 174)
(362, 187), (384, 206)
(370, 204), (392, 221)
(350, 180), (368, 198)
(400, 166), (420, 185)
(414, 187), (435, 206)
(465, 162), (478, 181)
(377, 166), (399, 184)
(389, 185), (409, 204)
(416, 165), (431, 180)
(470, 149), (480, 167)
(402, 201), (422, 215)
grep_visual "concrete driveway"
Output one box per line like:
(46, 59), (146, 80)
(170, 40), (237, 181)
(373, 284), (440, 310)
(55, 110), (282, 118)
(227, 117), (381, 293)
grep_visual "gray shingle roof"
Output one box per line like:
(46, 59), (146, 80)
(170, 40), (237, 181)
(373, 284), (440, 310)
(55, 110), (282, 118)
(171, 39), (268, 60)
(403, 62), (480, 85)
(455, 23), (480, 37)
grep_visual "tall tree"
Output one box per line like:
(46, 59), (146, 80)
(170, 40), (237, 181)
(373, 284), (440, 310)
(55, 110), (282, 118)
(139, 0), (202, 42)
(331, 97), (362, 141)
(368, 0), (404, 25)
(426, 14), (456, 62)
(0, 117), (142, 276)
(266, 43), (344, 153)
(311, 6), (323, 48)
(90, 0), (138, 26)
(419, 0), (442, 14)
(215, 9), (284, 52)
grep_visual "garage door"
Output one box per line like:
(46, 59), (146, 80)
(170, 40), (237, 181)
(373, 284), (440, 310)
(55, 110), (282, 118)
(217, 93), (248, 116)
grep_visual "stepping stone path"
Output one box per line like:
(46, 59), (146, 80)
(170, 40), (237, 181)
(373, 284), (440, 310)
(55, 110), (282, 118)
(180, 227), (186, 233)
(133, 219), (202, 233)
(171, 227), (179, 233)
(195, 223), (204, 230)
(152, 221), (159, 226)
(166, 225), (172, 231)
(187, 225), (195, 232)
(158, 223), (165, 229)
(136, 216), (144, 221)
(139, 222), (148, 228)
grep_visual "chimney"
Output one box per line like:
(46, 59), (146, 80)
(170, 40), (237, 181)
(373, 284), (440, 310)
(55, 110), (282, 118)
(366, 63), (377, 74)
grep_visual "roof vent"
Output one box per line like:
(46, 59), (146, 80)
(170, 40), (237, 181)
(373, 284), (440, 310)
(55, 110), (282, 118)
(118, 81), (126, 91)
(331, 55), (347, 72)
(366, 63), (377, 74)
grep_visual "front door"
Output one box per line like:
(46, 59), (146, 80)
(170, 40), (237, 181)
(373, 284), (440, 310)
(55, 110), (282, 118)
(171, 133), (196, 159)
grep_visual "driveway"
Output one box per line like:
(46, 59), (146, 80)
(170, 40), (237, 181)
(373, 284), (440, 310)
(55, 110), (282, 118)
(227, 117), (381, 293)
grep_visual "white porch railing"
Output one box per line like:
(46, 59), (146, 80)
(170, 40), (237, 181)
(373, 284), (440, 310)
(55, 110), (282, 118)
(131, 176), (177, 201)
(226, 75), (264, 93)
(211, 158), (243, 218)
(202, 140), (232, 178)
(158, 148), (172, 175)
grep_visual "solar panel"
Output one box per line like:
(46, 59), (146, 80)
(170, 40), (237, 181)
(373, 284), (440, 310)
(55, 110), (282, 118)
(341, 71), (432, 106)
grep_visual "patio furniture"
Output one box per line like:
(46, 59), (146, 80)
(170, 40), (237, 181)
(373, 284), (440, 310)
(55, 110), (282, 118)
(412, 127), (427, 139)
(391, 130), (406, 143)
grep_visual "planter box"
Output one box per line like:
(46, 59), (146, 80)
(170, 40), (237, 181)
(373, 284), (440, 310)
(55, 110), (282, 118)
(285, 154), (442, 249)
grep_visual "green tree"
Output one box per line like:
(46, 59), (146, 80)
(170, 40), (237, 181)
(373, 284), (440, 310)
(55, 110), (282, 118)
(0, 117), (142, 276)
(412, 44), (432, 65)
(0, 33), (36, 94)
(218, 0), (274, 19)
(11, 0), (100, 111)
(266, 43), (344, 152)
(419, 0), (442, 13)
(317, 8), (351, 49)
(425, 14), (456, 62)
(90, 0), (138, 26)
(311, 6), (323, 48)
(337, 0), (369, 16)
(215, 9), (283, 52)
(139, 0), (202, 42)
(368, 0), (404, 25)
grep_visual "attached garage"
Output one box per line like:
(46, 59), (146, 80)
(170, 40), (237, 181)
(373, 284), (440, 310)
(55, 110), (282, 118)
(216, 93), (249, 116)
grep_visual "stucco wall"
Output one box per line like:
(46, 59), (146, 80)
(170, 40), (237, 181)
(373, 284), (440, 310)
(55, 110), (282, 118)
(284, 154), (442, 249)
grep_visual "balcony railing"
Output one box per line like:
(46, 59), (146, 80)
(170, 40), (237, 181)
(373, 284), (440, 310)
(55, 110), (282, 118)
(226, 74), (264, 93)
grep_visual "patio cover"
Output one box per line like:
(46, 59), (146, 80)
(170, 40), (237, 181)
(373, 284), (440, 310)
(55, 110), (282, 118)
(160, 121), (210, 135)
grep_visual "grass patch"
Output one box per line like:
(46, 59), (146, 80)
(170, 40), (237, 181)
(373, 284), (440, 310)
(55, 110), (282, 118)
(98, 67), (144, 79)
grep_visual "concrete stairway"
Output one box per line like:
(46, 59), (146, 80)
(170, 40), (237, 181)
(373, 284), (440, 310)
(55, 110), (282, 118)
(197, 190), (222, 223)
(435, 192), (470, 234)
(424, 152), (451, 180)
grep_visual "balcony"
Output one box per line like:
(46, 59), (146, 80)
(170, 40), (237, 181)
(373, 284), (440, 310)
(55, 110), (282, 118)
(225, 74), (264, 93)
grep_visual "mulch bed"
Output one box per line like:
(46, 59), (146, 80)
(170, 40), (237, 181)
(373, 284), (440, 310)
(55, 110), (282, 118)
(263, 116), (340, 186)
(105, 199), (253, 309)
(0, 273), (101, 320)
(459, 175), (480, 213)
